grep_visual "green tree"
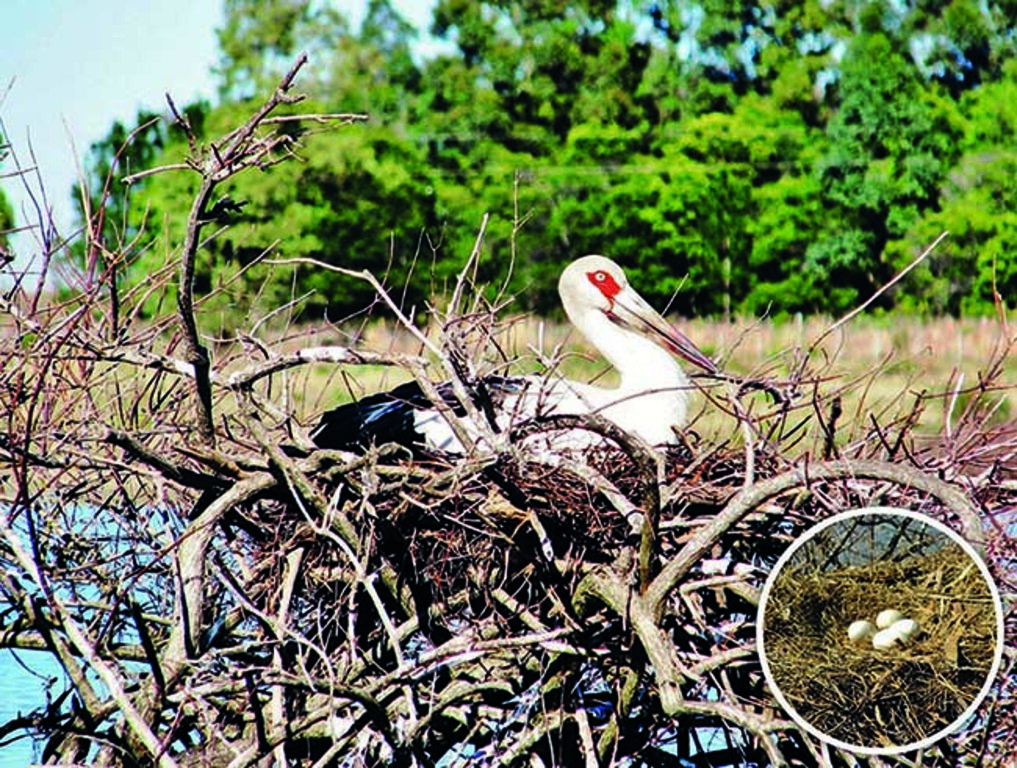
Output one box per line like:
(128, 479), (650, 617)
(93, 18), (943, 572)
(645, 0), (850, 120)
(887, 60), (1017, 314)
(215, 0), (348, 100)
(73, 0), (1017, 321)
(810, 28), (963, 312)
(430, 0), (652, 148)
(418, 2), (665, 310)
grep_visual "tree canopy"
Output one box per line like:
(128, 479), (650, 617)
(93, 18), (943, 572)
(0, 132), (16, 255)
(75, 0), (1017, 320)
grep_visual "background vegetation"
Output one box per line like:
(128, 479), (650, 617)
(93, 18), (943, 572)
(35, 0), (1017, 323)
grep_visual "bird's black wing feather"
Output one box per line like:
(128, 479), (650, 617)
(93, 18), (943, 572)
(310, 380), (432, 451)
(309, 376), (525, 453)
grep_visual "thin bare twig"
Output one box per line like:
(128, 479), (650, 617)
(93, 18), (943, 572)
(810, 231), (949, 352)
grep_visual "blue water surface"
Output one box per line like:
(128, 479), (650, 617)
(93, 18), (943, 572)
(0, 651), (64, 767)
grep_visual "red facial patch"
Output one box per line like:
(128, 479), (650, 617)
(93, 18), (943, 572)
(587, 269), (621, 300)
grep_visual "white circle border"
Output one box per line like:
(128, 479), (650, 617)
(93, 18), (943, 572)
(755, 506), (1006, 756)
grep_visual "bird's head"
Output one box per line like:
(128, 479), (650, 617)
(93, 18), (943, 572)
(559, 255), (628, 315)
(559, 255), (717, 375)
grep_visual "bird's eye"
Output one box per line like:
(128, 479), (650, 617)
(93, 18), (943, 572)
(586, 268), (621, 298)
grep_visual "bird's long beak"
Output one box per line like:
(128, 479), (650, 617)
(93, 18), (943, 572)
(608, 289), (717, 374)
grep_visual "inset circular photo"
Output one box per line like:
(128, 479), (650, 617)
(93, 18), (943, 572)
(757, 507), (1003, 755)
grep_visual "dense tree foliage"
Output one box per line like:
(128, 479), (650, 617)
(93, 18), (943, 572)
(0, 191), (12, 255)
(0, 133), (16, 254)
(76, 0), (1017, 319)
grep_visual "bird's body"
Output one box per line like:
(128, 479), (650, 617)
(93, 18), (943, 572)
(310, 255), (716, 454)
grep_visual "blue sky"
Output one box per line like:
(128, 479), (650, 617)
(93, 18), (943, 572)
(1, 0), (436, 265)
(1, 2), (223, 242)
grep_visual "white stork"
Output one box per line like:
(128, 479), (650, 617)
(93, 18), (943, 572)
(310, 255), (716, 453)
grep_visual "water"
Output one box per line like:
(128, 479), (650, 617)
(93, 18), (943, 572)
(0, 651), (64, 767)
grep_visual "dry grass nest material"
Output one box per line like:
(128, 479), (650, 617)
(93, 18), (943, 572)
(764, 544), (997, 750)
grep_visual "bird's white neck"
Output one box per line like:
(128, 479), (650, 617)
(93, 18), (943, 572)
(561, 307), (693, 445)
(575, 308), (689, 393)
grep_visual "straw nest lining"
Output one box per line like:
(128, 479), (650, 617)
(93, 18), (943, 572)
(763, 544), (997, 749)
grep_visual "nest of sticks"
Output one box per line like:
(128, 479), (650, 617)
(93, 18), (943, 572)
(5, 70), (1015, 766)
(241, 432), (992, 658)
(246, 443), (781, 612)
(763, 543), (998, 749)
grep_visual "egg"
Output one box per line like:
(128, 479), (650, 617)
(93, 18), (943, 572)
(872, 627), (902, 651)
(876, 609), (904, 629)
(847, 620), (877, 643)
(891, 618), (920, 643)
